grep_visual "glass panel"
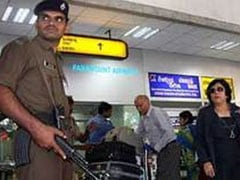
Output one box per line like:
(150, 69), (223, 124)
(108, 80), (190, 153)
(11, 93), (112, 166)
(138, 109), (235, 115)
(72, 103), (140, 132)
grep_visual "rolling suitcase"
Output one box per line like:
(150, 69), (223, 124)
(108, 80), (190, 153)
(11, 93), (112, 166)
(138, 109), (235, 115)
(55, 136), (145, 180)
(86, 141), (137, 164)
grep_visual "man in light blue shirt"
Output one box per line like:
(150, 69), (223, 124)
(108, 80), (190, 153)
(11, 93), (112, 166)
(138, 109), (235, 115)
(134, 95), (181, 180)
(87, 101), (114, 144)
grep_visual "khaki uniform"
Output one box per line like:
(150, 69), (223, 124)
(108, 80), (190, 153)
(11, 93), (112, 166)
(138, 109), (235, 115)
(0, 35), (69, 114)
(0, 35), (73, 180)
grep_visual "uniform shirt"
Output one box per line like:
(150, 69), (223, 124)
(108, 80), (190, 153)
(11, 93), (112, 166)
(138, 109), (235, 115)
(0, 35), (69, 115)
(137, 106), (176, 152)
(87, 114), (114, 144)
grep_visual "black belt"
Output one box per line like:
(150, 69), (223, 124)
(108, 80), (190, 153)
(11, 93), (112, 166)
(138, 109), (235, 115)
(168, 140), (176, 145)
(160, 140), (177, 152)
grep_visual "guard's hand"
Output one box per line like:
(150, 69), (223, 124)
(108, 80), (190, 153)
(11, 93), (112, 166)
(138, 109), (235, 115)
(143, 143), (156, 153)
(30, 122), (67, 160)
(203, 161), (215, 178)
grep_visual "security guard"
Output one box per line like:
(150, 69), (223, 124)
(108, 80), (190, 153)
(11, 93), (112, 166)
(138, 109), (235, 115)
(0, 0), (73, 180)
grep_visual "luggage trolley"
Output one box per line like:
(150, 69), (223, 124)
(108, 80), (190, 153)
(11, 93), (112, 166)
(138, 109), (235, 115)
(55, 136), (146, 180)
(89, 161), (144, 180)
(86, 141), (145, 180)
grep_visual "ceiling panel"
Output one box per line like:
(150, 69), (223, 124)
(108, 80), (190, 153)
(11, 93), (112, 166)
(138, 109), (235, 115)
(187, 27), (216, 39)
(70, 22), (99, 35)
(112, 13), (147, 25)
(172, 34), (201, 45)
(227, 45), (240, 53)
(195, 37), (221, 48)
(69, 4), (86, 17)
(159, 42), (186, 53)
(195, 49), (219, 57)
(161, 23), (194, 35)
(0, 0), (9, 18)
(177, 46), (204, 55)
(81, 8), (118, 20)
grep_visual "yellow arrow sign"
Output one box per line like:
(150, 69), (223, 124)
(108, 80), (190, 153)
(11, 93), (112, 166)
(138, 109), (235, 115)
(57, 34), (128, 60)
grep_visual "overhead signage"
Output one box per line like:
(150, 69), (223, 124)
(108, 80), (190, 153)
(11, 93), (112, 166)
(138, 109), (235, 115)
(201, 76), (235, 100)
(148, 72), (201, 99)
(57, 34), (128, 60)
(70, 63), (139, 76)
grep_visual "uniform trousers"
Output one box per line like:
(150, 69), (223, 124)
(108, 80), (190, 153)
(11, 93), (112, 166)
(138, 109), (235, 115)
(16, 140), (73, 180)
(157, 140), (181, 180)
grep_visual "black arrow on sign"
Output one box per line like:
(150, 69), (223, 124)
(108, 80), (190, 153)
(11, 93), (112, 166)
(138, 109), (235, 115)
(98, 42), (103, 51)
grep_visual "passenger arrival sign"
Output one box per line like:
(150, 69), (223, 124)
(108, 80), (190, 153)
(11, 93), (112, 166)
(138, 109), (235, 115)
(57, 34), (128, 60)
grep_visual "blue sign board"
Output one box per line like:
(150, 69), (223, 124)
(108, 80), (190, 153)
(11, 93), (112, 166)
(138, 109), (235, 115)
(148, 72), (201, 98)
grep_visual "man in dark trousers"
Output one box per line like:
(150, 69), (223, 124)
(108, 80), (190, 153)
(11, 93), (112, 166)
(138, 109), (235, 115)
(134, 95), (181, 180)
(0, 0), (73, 180)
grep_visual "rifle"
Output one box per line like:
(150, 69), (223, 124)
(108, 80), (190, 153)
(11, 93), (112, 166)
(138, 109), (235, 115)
(0, 113), (7, 121)
(55, 136), (109, 180)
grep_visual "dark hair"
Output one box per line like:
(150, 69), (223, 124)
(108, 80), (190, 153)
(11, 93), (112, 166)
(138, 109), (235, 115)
(67, 96), (74, 105)
(98, 101), (112, 114)
(179, 110), (194, 124)
(206, 78), (232, 104)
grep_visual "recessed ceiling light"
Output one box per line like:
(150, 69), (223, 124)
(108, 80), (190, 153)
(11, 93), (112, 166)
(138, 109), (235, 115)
(143, 28), (160, 39)
(215, 42), (234, 50)
(133, 27), (152, 38)
(124, 26), (160, 39)
(124, 26), (140, 37)
(13, 8), (30, 23)
(1, 6), (13, 21)
(210, 40), (227, 49)
(29, 15), (37, 24)
(223, 42), (240, 50)
(210, 40), (240, 51)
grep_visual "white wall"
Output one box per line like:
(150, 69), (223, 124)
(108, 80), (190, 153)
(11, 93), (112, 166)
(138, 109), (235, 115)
(142, 49), (240, 105)
(63, 47), (240, 105)
(124, 0), (240, 25)
(63, 49), (145, 104)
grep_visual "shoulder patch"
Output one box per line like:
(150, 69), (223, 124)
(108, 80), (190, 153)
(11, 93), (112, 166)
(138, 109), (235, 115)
(14, 36), (31, 45)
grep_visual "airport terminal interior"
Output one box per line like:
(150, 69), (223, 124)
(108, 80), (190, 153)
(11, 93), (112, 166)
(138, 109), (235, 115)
(1, 0), (240, 179)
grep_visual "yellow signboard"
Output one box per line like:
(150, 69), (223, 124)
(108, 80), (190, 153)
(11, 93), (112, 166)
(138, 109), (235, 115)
(57, 34), (128, 60)
(201, 76), (235, 100)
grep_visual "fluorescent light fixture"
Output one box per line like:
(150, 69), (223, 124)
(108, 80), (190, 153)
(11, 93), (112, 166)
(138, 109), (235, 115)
(124, 26), (140, 37)
(29, 15), (37, 24)
(143, 28), (160, 39)
(223, 42), (240, 50)
(1, 6), (13, 21)
(124, 26), (160, 39)
(210, 40), (227, 49)
(133, 27), (152, 38)
(13, 8), (30, 23)
(210, 40), (240, 51)
(215, 41), (234, 50)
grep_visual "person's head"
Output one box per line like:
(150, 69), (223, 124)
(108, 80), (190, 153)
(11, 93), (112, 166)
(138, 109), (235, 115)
(179, 110), (194, 126)
(34, 0), (69, 43)
(67, 96), (74, 114)
(134, 95), (151, 116)
(206, 78), (232, 105)
(98, 102), (112, 118)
